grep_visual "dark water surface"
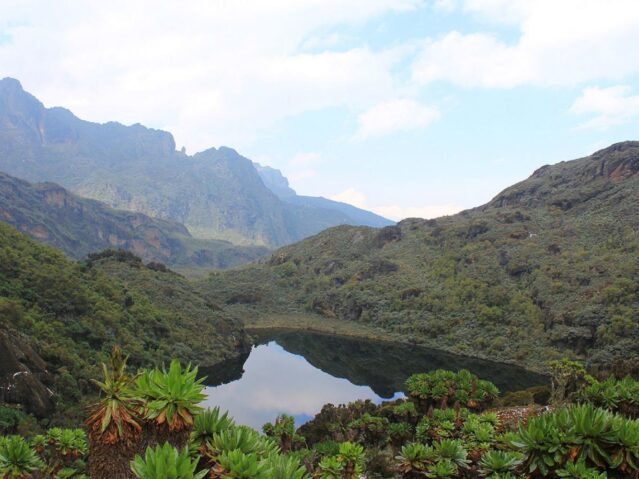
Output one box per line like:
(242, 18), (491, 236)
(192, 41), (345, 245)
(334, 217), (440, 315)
(201, 330), (547, 429)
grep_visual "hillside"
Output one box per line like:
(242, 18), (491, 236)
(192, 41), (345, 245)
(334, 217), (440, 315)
(0, 78), (391, 247)
(0, 222), (249, 422)
(0, 170), (267, 270)
(198, 142), (639, 376)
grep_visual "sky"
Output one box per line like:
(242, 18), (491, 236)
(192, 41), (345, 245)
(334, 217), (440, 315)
(201, 342), (385, 428)
(1, 0), (639, 220)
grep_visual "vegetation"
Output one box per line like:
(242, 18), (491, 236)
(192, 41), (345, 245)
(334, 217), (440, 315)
(1, 356), (638, 479)
(199, 142), (639, 376)
(0, 171), (268, 272)
(0, 222), (247, 424)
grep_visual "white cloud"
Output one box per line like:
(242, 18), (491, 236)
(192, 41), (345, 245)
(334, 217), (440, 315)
(571, 85), (639, 129)
(0, 0), (420, 151)
(413, 0), (639, 88)
(331, 188), (368, 208)
(331, 187), (462, 220)
(354, 99), (440, 140)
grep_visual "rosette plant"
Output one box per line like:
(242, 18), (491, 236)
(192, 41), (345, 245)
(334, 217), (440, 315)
(0, 436), (44, 479)
(135, 360), (206, 449)
(85, 346), (141, 479)
(131, 443), (207, 479)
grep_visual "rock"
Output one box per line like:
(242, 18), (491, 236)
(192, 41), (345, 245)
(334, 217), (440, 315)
(0, 330), (55, 417)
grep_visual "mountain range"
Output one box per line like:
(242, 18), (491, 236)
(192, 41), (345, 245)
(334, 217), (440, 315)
(199, 141), (639, 377)
(0, 170), (267, 270)
(0, 77), (392, 248)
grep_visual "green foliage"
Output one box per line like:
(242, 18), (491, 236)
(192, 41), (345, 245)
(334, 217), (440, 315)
(0, 436), (43, 479)
(85, 347), (141, 442)
(579, 376), (639, 418)
(0, 222), (246, 421)
(191, 407), (234, 447)
(556, 459), (608, 479)
(135, 360), (205, 431)
(201, 142), (639, 376)
(262, 414), (304, 452)
(131, 443), (207, 479)
(479, 450), (523, 477)
(405, 370), (499, 412)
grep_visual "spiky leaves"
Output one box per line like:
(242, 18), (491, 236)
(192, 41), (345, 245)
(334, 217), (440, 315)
(0, 436), (44, 479)
(136, 360), (206, 449)
(131, 443), (207, 479)
(85, 347), (141, 445)
(85, 347), (141, 479)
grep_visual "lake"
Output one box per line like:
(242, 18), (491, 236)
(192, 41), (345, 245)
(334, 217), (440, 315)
(200, 330), (548, 430)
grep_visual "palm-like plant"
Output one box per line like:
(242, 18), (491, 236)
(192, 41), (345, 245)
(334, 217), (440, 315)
(426, 459), (458, 479)
(85, 346), (141, 479)
(190, 407), (233, 452)
(336, 442), (364, 479)
(215, 449), (269, 479)
(478, 450), (523, 477)
(432, 439), (469, 469)
(0, 436), (44, 479)
(512, 412), (568, 476)
(317, 456), (343, 479)
(136, 360), (206, 449)
(131, 443), (207, 479)
(264, 454), (309, 479)
(568, 404), (614, 468)
(395, 442), (434, 477)
(262, 414), (302, 452)
(556, 459), (608, 479)
(608, 414), (639, 474)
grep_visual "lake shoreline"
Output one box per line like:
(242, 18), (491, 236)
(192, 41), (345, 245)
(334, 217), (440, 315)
(243, 313), (550, 376)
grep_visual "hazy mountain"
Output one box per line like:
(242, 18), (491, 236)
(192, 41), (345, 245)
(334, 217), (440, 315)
(199, 142), (639, 376)
(0, 78), (391, 247)
(0, 171), (268, 270)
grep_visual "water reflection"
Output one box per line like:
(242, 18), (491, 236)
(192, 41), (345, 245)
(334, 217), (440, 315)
(201, 342), (395, 429)
(201, 330), (547, 429)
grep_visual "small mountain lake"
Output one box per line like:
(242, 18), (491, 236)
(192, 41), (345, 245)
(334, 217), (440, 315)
(200, 330), (548, 429)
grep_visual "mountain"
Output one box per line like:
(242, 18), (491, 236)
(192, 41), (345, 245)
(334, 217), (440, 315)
(198, 142), (639, 377)
(0, 221), (249, 421)
(0, 78), (391, 247)
(0, 170), (268, 270)
(254, 162), (394, 228)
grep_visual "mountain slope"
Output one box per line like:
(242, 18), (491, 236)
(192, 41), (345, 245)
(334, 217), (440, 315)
(198, 142), (639, 376)
(0, 170), (268, 269)
(0, 221), (248, 421)
(254, 162), (393, 229)
(0, 78), (390, 246)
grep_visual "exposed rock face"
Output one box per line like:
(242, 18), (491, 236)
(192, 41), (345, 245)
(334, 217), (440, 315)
(0, 330), (54, 417)
(0, 171), (268, 269)
(0, 77), (391, 247)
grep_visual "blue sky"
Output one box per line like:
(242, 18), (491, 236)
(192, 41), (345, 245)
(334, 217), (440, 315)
(1, 0), (639, 219)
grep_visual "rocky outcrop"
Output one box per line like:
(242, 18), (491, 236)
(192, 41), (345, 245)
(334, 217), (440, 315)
(0, 171), (268, 269)
(0, 330), (54, 417)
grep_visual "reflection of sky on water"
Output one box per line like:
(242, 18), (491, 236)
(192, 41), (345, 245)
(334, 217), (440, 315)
(202, 341), (399, 429)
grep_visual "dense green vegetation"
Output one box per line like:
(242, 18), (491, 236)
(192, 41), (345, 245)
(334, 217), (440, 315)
(2, 358), (638, 479)
(0, 170), (269, 271)
(0, 222), (247, 423)
(200, 142), (639, 376)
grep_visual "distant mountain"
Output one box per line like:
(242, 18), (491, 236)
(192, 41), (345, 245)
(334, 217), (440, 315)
(253, 162), (393, 228)
(0, 78), (391, 247)
(0, 171), (268, 270)
(199, 142), (639, 377)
